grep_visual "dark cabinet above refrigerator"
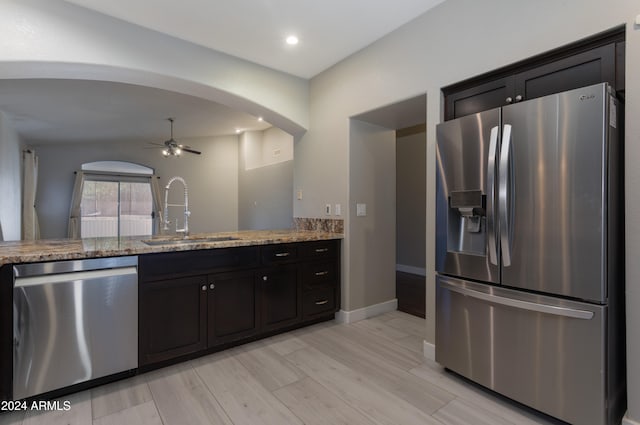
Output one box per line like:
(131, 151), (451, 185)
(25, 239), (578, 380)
(443, 26), (625, 121)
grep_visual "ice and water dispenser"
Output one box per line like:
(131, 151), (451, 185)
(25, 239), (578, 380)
(448, 189), (486, 255)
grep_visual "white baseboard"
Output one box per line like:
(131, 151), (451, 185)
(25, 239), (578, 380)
(423, 340), (435, 360)
(396, 264), (426, 276)
(334, 299), (398, 324)
(623, 413), (640, 425)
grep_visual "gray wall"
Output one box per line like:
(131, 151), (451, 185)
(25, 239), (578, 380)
(238, 128), (294, 230)
(348, 119), (396, 310)
(396, 129), (426, 270)
(0, 111), (22, 241)
(34, 136), (239, 239)
(238, 160), (293, 230)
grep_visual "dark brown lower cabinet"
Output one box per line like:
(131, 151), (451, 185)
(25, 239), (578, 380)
(259, 266), (301, 332)
(139, 275), (207, 366)
(139, 240), (340, 369)
(208, 271), (259, 345)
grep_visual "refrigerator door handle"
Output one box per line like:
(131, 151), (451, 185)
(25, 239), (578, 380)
(486, 126), (499, 265)
(440, 279), (595, 320)
(499, 124), (513, 267)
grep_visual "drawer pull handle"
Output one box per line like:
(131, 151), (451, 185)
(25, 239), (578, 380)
(275, 252), (290, 257)
(315, 248), (329, 253)
(315, 271), (329, 276)
(315, 299), (329, 305)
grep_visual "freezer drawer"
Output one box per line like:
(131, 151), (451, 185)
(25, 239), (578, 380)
(436, 275), (607, 425)
(13, 257), (138, 400)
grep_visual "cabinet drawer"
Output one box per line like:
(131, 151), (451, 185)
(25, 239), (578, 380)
(261, 244), (298, 264)
(299, 240), (338, 259)
(303, 287), (336, 318)
(302, 262), (337, 288)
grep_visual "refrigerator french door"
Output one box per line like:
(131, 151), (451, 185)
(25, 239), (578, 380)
(435, 83), (625, 425)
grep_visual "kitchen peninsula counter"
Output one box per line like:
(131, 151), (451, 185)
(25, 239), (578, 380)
(0, 229), (343, 266)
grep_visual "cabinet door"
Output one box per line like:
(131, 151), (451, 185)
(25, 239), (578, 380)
(0, 265), (12, 400)
(260, 266), (301, 331)
(139, 276), (207, 367)
(208, 271), (259, 346)
(444, 77), (514, 120)
(513, 43), (615, 102)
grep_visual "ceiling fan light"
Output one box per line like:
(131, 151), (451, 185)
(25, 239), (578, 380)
(162, 149), (169, 156)
(174, 148), (181, 156)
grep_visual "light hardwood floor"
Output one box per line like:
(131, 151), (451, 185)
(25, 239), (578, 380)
(0, 311), (561, 425)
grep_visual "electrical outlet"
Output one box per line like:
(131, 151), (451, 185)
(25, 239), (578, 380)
(296, 190), (303, 200)
(335, 204), (341, 216)
(325, 204), (331, 215)
(356, 203), (367, 217)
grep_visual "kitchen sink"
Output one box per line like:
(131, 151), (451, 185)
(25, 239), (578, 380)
(142, 236), (239, 246)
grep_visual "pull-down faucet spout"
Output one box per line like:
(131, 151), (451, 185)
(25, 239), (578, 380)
(163, 176), (190, 237)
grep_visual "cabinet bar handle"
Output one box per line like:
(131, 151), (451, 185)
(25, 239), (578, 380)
(275, 252), (290, 257)
(315, 300), (329, 305)
(315, 271), (329, 276)
(315, 248), (329, 253)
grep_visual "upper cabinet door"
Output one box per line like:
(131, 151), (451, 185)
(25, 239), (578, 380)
(443, 28), (623, 121)
(513, 43), (616, 103)
(445, 77), (514, 120)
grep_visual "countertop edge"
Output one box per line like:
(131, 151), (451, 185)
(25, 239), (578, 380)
(0, 230), (343, 266)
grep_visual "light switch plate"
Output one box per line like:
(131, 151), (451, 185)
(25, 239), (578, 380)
(356, 203), (367, 217)
(325, 204), (331, 215)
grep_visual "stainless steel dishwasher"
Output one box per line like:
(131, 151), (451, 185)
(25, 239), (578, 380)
(13, 256), (138, 400)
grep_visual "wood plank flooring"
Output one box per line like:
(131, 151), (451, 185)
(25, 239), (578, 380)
(0, 311), (562, 425)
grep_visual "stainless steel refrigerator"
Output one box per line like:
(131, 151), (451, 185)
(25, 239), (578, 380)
(435, 83), (625, 425)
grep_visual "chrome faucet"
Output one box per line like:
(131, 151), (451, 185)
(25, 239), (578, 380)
(163, 176), (190, 237)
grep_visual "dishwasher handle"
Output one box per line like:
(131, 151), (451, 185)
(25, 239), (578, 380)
(15, 267), (137, 288)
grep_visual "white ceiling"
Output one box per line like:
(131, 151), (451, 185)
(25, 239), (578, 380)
(0, 79), (270, 145)
(63, 0), (445, 79)
(2, 1), (442, 146)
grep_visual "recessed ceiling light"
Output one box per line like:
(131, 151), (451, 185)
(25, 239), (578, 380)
(258, 117), (264, 122)
(286, 35), (299, 46)
(235, 129), (241, 134)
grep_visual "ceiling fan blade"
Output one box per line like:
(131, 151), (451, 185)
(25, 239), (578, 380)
(182, 147), (202, 155)
(147, 142), (166, 147)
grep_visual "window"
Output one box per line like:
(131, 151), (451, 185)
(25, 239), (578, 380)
(69, 161), (161, 238)
(80, 178), (153, 237)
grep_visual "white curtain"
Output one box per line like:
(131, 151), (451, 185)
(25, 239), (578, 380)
(21, 149), (40, 240)
(150, 176), (164, 234)
(68, 171), (85, 238)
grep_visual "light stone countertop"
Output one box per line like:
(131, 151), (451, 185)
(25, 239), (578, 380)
(0, 229), (343, 266)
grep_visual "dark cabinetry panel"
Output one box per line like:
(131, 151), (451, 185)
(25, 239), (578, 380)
(445, 77), (513, 121)
(260, 266), (300, 331)
(139, 275), (207, 366)
(138, 239), (341, 369)
(443, 29), (624, 120)
(139, 246), (259, 282)
(514, 44), (615, 101)
(303, 287), (336, 318)
(208, 271), (259, 345)
(0, 265), (12, 400)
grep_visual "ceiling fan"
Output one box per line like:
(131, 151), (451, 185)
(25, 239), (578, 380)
(149, 118), (201, 157)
